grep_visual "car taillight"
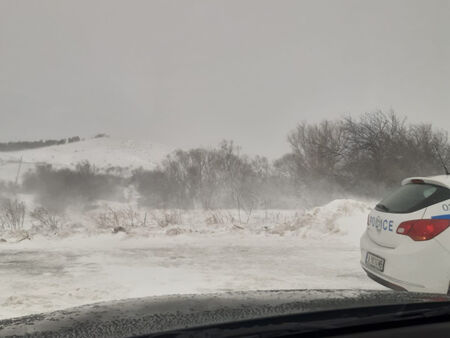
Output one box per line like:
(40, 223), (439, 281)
(396, 219), (450, 241)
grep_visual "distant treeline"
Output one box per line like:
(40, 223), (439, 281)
(0, 136), (81, 152)
(18, 111), (450, 211)
(279, 111), (450, 198)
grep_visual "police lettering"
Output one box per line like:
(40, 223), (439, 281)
(368, 216), (394, 232)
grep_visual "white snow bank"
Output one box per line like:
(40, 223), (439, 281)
(266, 199), (373, 245)
(0, 199), (375, 247)
(88, 199), (374, 246)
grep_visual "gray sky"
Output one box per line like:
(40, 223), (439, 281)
(1, 0), (449, 158)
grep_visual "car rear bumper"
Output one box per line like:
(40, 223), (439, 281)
(360, 231), (450, 294)
(362, 267), (407, 291)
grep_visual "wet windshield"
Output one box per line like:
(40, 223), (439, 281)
(0, 0), (449, 325)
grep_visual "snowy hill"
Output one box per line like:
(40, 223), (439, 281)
(0, 137), (173, 182)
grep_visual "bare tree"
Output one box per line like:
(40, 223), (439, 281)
(287, 120), (347, 181)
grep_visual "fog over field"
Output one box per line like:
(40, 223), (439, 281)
(0, 0), (449, 321)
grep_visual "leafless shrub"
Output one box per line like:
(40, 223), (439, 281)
(0, 199), (25, 231)
(165, 227), (183, 236)
(30, 207), (61, 232)
(205, 210), (226, 225)
(205, 210), (236, 225)
(94, 206), (147, 231)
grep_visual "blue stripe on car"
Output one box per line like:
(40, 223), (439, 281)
(431, 214), (450, 220)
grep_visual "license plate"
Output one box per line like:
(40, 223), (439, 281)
(365, 252), (385, 272)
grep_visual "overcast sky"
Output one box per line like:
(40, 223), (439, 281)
(1, 0), (449, 157)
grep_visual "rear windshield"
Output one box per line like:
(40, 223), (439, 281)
(375, 183), (450, 214)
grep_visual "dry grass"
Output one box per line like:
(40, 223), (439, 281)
(0, 199), (25, 231)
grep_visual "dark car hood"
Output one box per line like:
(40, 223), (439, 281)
(1, 289), (449, 337)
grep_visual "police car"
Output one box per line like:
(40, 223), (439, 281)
(361, 175), (450, 294)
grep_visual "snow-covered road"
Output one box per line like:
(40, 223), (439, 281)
(0, 233), (384, 320)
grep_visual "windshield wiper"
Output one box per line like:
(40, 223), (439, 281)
(376, 203), (390, 212)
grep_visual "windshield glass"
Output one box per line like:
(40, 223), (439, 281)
(1, 0), (450, 329)
(376, 184), (450, 213)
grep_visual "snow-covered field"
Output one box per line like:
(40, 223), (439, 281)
(0, 138), (384, 320)
(0, 199), (384, 320)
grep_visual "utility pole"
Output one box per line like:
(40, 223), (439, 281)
(14, 157), (23, 187)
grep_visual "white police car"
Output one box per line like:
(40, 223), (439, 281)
(361, 175), (450, 294)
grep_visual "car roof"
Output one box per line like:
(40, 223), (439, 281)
(402, 175), (450, 189)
